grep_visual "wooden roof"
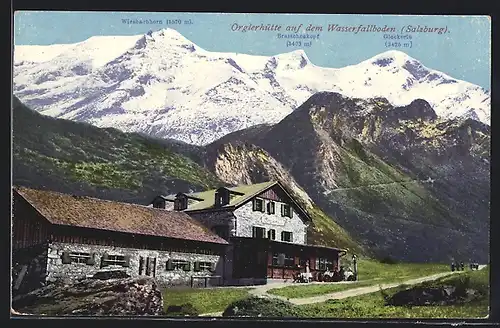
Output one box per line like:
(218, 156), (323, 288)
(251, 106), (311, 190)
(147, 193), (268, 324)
(13, 186), (228, 245)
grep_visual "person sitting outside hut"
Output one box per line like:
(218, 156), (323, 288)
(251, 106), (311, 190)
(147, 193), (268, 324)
(303, 262), (312, 282)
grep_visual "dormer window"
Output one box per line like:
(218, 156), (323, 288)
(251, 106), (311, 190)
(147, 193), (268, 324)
(152, 199), (166, 209)
(174, 195), (188, 211)
(252, 198), (265, 212)
(215, 187), (230, 207)
(281, 204), (293, 218)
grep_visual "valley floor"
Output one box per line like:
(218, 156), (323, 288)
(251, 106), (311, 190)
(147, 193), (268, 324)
(163, 263), (487, 318)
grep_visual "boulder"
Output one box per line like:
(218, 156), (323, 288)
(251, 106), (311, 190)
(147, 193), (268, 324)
(386, 285), (480, 306)
(91, 270), (130, 280)
(12, 277), (163, 316)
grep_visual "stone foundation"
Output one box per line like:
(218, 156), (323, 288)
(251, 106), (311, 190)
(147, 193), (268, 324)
(46, 242), (223, 288)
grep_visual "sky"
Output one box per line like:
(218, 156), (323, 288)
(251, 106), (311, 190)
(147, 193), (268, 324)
(13, 12), (491, 89)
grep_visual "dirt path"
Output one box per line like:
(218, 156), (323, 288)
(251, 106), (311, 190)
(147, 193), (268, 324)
(279, 265), (487, 305)
(199, 265), (486, 315)
(323, 178), (435, 195)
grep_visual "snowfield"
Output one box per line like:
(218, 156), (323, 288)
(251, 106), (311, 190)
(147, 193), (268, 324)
(13, 28), (491, 145)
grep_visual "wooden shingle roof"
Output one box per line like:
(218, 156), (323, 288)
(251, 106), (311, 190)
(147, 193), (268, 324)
(13, 186), (228, 245)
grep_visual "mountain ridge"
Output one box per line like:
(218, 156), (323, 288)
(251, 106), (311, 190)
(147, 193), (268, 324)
(202, 91), (490, 262)
(14, 28), (490, 146)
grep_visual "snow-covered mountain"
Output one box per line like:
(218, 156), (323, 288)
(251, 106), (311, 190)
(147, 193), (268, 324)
(13, 28), (491, 145)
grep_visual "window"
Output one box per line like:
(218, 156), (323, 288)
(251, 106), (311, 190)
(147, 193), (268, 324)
(215, 188), (230, 207)
(300, 258), (311, 268)
(267, 201), (276, 214)
(194, 261), (214, 272)
(316, 258), (334, 271)
(272, 253), (294, 267)
(252, 226), (266, 238)
(62, 252), (94, 265)
(166, 259), (191, 271)
(101, 254), (130, 267)
(267, 229), (276, 240)
(153, 200), (166, 209)
(281, 231), (293, 242)
(284, 255), (295, 267)
(281, 204), (293, 218)
(174, 197), (187, 211)
(252, 198), (265, 212)
(139, 256), (157, 276)
(272, 253), (283, 266)
(70, 252), (90, 264)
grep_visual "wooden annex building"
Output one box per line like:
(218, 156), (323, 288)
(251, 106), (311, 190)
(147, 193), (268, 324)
(12, 180), (348, 293)
(11, 186), (228, 295)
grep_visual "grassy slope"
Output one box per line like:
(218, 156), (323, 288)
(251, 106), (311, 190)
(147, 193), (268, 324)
(268, 259), (449, 298)
(296, 267), (489, 318)
(12, 97), (222, 192)
(307, 205), (364, 254)
(333, 140), (463, 229)
(163, 288), (252, 314)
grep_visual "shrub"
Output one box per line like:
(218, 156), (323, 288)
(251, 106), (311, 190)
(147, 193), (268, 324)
(222, 296), (299, 317)
(379, 256), (399, 264)
(165, 303), (199, 316)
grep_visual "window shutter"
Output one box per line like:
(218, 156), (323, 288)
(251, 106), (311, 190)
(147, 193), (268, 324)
(252, 199), (257, 211)
(183, 261), (192, 271)
(193, 261), (201, 272)
(166, 259), (173, 271)
(316, 258), (320, 270)
(289, 208), (293, 218)
(281, 204), (285, 217)
(252, 227), (257, 238)
(271, 202), (275, 214)
(266, 202), (271, 214)
(261, 228), (266, 238)
(101, 253), (109, 267)
(61, 252), (71, 264)
(86, 253), (96, 266)
(260, 201), (265, 212)
(123, 255), (131, 267)
(267, 230), (275, 240)
(289, 233), (293, 242)
(139, 257), (144, 274)
(210, 262), (216, 272)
